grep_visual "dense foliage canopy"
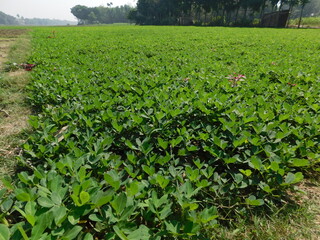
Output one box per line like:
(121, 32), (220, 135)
(71, 4), (134, 25)
(130, 0), (314, 26)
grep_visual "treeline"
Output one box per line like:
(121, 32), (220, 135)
(129, 0), (313, 26)
(20, 18), (76, 26)
(290, 0), (320, 18)
(71, 4), (134, 25)
(0, 11), (76, 26)
(0, 11), (19, 25)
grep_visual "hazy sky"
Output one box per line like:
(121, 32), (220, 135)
(1, 0), (137, 21)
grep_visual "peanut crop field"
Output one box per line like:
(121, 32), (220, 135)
(0, 25), (319, 239)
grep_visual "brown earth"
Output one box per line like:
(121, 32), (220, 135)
(0, 29), (29, 38)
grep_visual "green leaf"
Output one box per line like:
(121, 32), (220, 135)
(156, 153), (171, 165)
(24, 201), (36, 217)
(159, 204), (172, 220)
(126, 152), (137, 164)
(260, 183), (273, 193)
(0, 224), (10, 240)
(270, 161), (279, 171)
(245, 195), (264, 206)
(157, 138), (168, 150)
(284, 172), (296, 184)
(38, 197), (54, 208)
(232, 137), (246, 148)
(239, 169), (252, 177)
(79, 191), (90, 205)
(200, 206), (219, 223)
(234, 173), (243, 184)
(284, 172), (304, 185)
(89, 213), (104, 222)
(155, 174), (170, 189)
(165, 221), (180, 234)
(25, 214), (36, 227)
(52, 206), (67, 226)
(78, 166), (87, 182)
(17, 225), (29, 240)
(125, 140), (138, 150)
(18, 172), (31, 185)
(111, 193), (127, 215)
(142, 165), (155, 176)
(31, 212), (52, 239)
(1, 199), (13, 212)
(0, 177), (13, 190)
(249, 156), (263, 171)
(183, 221), (201, 235)
(170, 136), (183, 148)
(213, 136), (228, 150)
(51, 193), (62, 205)
(127, 225), (150, 240)
(291, 159), (310, 167)
(61, 226), (82, 240)
(224, 157), (237, 164)
(111, 120), (123, 132)
(126, 181), (139, 197)
(104, 171), (121, 191)
(95, 194), (113, 208)
(113, 226), (129, 240)
(120, 205), (136, 221)
(15, 192), (31, 202)
(83, 233), (94, 240)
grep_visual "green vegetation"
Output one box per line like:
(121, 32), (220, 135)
(290, 0), (320, 18)
(0, 25), (320, 239)
(0, 11), (76, 26)
(290, 16), (320, 26)
(71, 5), (134, 25)
(0, 11), (19, 25)
(130, 0), (318, 26)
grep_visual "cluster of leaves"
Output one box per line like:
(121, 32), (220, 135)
(0, 26), (319, 239)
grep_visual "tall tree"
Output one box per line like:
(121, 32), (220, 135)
(71, 5), (134, 25)
(71, 5), (90, 24)
(298, 0), (310, 27)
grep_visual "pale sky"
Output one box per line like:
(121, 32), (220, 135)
(1, 0), (137, 21)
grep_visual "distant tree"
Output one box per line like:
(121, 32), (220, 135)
(298, 0), (310, 27)
(128, 9), (138, 23)
(71, 4), (134, 25)
(71, 5), (90, 24)
(0, 11), (19, 25)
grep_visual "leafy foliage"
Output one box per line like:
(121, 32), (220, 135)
(132, 0), (315, 26)
(70, 5), (134, 25)
(0, 26), (319, 239)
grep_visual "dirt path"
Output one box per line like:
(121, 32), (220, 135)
(0, 29), (31, 178)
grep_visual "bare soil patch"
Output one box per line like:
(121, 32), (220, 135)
(0, 29), (29, 38)
(0, 29), (31, 180)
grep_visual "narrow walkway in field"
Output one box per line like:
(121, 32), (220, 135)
(0, 29), (31, 181)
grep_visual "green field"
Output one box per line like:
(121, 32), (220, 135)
(290, 17), (320, 27)
(0, 25), (320, 239)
